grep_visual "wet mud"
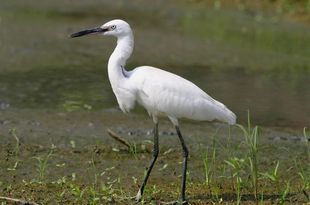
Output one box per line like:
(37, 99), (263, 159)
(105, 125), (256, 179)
(0, 110), (309, 204)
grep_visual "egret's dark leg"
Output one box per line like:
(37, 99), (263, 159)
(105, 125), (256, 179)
(135, 123), (159, 201)
(175, 126), (189, 204)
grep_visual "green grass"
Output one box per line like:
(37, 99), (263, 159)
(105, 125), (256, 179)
(6, 128), (21, 172)
(199, 113), (309, 204)
(296, 127), (310, 201)
(0, 116), (309, 204)
(9, 128), (20, 157)
(33, 146), (54, 183)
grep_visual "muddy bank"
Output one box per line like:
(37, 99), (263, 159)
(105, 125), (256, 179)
(0, 109), (309, 204)
(0, 109), (306, 147)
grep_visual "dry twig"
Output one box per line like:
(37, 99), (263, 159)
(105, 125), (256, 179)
(107, 129), (131, 149)
(0, 196), (39, 205)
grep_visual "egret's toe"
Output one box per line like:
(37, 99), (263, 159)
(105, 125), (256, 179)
(135, 189), (142, 202)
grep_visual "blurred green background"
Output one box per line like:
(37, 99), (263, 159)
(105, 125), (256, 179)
(0, 0), (309, 127)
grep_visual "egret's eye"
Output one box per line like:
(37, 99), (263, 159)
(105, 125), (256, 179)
(110, 25), (116, 30)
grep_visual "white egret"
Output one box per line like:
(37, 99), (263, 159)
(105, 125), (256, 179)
(71, 19), (236, 204)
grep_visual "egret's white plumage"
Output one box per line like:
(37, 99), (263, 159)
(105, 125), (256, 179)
(71, 19), (236, 204)
(101, 19), (236, 126)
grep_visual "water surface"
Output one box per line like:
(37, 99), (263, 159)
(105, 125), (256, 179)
(0, 0), (309, 127)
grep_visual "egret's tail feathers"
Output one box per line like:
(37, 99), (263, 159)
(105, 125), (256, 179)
(224, 110), (237, 125)
(212, 102), (237, 125)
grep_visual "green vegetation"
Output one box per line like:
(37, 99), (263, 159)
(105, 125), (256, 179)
(203, 131), (217, 188)
(6, 128), (21, 172)
(297, 127), (310, 200)
(33, 146), (54, 183)
(198, 115), (309, 204)
(1, 116), (309, 204)
(9, 128), (20, 156)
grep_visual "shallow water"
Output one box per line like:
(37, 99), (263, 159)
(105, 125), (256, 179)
(0, 0), (309, 127)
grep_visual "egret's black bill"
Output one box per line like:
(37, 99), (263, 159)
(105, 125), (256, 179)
(70, 27), (107, 38)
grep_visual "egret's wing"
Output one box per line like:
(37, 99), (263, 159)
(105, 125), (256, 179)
(130, 66), (236, 124)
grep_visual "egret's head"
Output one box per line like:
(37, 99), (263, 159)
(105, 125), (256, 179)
(70, 19), (132, 38)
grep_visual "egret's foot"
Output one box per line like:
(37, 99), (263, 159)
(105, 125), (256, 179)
(135, 189), (142, 202)
(129, 190), (142, 204)
(129, 195), (137, 201)
(160, 200), (189, 205)
(160, 200), (178, 205)
(180, 200), (189, 205)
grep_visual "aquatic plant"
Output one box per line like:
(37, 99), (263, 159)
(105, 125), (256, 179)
(260, 160), (280, 183)
(203, 138), (217, 187)
(69, 183), (86, 202)
(279, 181), (290, 204)
(303, 127), (309, 161)
(236, 111), (260, 201)
(33, 146), (54, 182)
(294, 127), (310, 200)
(9, 128), (20, 156)
(225, 157), (245, 203)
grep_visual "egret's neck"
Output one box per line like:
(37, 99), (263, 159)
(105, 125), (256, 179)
(108, 33), (134, 88)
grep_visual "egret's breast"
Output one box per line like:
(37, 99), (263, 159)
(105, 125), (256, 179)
(113, 86), (136, 113)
